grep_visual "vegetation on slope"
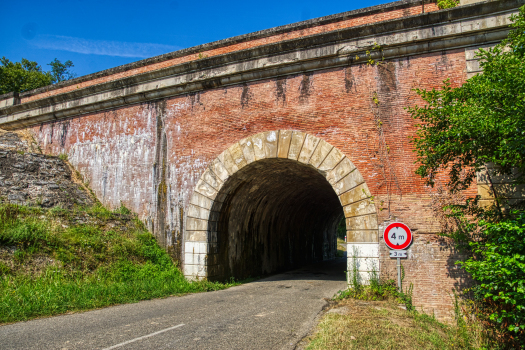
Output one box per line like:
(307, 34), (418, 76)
(0, 203), (234, 324)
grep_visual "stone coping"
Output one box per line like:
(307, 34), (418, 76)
(0, 0), (434, 102)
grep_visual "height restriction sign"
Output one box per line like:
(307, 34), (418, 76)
(383, 222), (412, 250)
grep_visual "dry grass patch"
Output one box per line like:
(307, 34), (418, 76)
(305, 298), (484, 350)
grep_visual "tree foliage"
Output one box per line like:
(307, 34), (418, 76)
(0, 57), (76, 95)
(408, 7), (525, 194)
(436, 0), (459, 10)
(408, 5), (525, 345)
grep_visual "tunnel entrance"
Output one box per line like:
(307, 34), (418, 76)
(213, 158), (344, 280)
(184, 130), (379, 283)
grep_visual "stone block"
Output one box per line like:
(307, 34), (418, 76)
(333, 169), (364, 195)
(287, 131), (306, 161)
(466, 60), (481, 73)
(298, 134), (320, 164)
(208, 243), (218, 254)
(186, 217), (208, 231)
(228, 143), (248, 169)
(187, 204), (210, 220)
(339, 183), (371, 206)
(263, 130), (278, 158)
(277, 130), (292, 158)
(309, 139), (333, 168)
(346, 230), (379, 243)
(346, 214), (378, 230)
(208, 230), (218, 243)
(202, 168), (223, 191)
(184, 253), (208, 266)
(346, 243), (379, 258)
(195, 178), (218, 200)
(326, 157), (356, 185)
(196, 264), (208, 278)
(344, 198), (376, 217)
(249, 133), (263, 160)
(184, 253), (195, 265)
(348, 257), (379, 271)
(218, 149), (239, 175)
(239, 137), (256, 163)
(185, 230), (207, 242)
(478, 183), (525, 199)
(476, 166), (521, 184)
(210, 158), (230, 182)
(318, 146), (344, 172)
(184, 241), (208, 255)
(189, 191), (214, 210)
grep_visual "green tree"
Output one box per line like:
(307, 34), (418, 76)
(408, 5), (525, 346)
(408, 6), (525, 196)
(0, 57), (76, 95)
(48, 58), (76, 83)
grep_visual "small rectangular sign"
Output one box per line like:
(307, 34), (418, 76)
(389, 250), (407, 258)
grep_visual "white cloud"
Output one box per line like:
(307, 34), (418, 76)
(32, 35), (181, 58)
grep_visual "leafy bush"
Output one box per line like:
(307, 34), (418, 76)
(460, 212), (525, 340)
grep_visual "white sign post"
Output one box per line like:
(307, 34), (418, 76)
(383, 223), (413, 292)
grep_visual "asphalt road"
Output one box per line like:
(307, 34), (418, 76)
(1, 259), (347, 350)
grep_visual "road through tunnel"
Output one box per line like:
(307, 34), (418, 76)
(213, 158), (344, 281)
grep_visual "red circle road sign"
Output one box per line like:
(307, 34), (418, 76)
(383, 222), (412, 250)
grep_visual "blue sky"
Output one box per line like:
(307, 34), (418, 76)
(2, 0), (390, 78)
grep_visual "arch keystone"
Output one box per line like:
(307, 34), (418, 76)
(277, 130), (293, 158)
(287, 131), (306, 160)
(264, 131), (279, 158)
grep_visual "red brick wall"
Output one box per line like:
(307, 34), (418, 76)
(33, 47), (468, 319)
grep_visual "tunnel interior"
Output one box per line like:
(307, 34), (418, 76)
(210, 158), (344, 281)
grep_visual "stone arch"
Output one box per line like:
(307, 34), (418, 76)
(184, 130), (379, 282)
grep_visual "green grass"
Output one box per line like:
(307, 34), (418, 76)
(0, 203), (235, 324)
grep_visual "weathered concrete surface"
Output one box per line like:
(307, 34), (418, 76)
(0, 259), (347, 350)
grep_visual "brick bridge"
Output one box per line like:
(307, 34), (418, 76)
(1, 0), (523, 318)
